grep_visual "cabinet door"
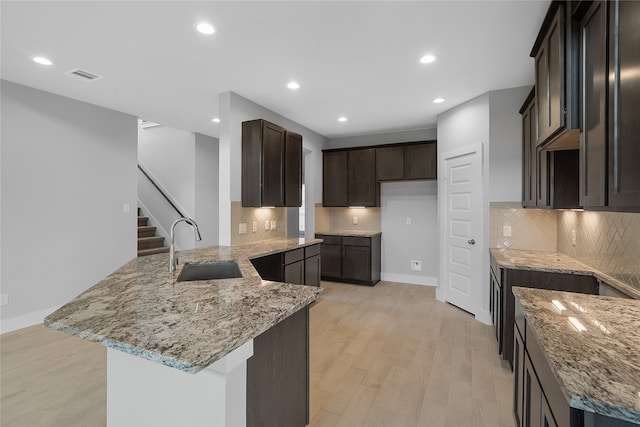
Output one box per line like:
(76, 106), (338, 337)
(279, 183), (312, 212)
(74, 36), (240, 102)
(318, 236), (342, 279)
(261, 121), (286, 207)
(323, 151), (348, 206)
(522, 93), (537, 208)
(284, 131), (303, 207)
(535, 44), (550, 144)
(342, 245), (371, 282)
(536, 148), (550, 208)
(304, 255), (321, 287)
(524, 356), (543, 427)
(514, 328), (525, 427)
(347, 149), (378, 207)
(580, 1), (608, 209)
(284, 260), (304, 285)
(608, 0), (640, 208)
(376, 146), (404, 181)
(405, 143), (436, 180)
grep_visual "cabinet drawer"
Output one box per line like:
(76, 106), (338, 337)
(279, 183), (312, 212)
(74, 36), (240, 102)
(342, 236), (371, 247)
(284, 248), (304, 264)
(315, 234), (341, 245)
(305, 244), (320, 258)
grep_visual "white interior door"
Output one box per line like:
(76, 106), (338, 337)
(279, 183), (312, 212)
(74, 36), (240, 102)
(442, 145), (482, 314)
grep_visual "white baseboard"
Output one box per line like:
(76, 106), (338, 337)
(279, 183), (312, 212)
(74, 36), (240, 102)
(1, 305), (61, 334)
(475, 309), (492, 326)
(380, 273), (438, 287)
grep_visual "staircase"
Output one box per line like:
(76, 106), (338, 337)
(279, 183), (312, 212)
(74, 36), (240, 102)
(137, 208), (169, 257)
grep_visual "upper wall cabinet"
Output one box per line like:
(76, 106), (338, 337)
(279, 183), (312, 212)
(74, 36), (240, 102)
(376, 141), (437, 181)
(531, 1), (580, 149)
(242, 119), (302, 207)
(521, 89), (537, 208)
(323, 148), (379, 207)
(576, 0), (640, 211)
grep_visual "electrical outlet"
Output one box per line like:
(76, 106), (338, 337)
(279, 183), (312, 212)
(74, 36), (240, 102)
(239, 223), (247, 234)
(252, 221), (257, 233)
(264, 220), (270, 231)
(406, 217), (412, 225)
(270, 220), (276, 230)
(352, 216), (358, 225)
(571, 229), (577, 246)
(123, 203), (130, 213)
(503, 225), (512, 237)
(0, 293), (8, 306)
(411, 260), (422, 271)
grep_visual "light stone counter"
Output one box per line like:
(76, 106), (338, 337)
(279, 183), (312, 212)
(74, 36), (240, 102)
(513, 287), (640, 424)
(45, 238), (324, 374)
(491, 248), (640, 299)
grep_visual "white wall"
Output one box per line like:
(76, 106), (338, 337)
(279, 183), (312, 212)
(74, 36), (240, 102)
(489, 86), (531, 202)
(195, 133), (219, 247)
(436, 87), (531, 324)
(1, 80), (137, 332)
(381, 181), (438, 285)
(218, 91), (328, 245)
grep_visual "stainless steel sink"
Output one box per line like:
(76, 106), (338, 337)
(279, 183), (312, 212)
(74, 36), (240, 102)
(176, 260), (242, 282)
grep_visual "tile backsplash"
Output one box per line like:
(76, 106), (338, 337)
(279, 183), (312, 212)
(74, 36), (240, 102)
(489, 202), (557, 251)
(230, 201), (287, 245)
(558, 210), (640, 289)
(314, 203), (381, 233)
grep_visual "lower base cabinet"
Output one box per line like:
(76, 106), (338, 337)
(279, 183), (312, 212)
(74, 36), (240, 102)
(250, 244), (321, 286)
(315, 233), (381, 286)
(247, 305), (309, 427)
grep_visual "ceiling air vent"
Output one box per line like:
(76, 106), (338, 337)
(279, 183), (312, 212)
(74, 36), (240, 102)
(64, 68), (103, 82)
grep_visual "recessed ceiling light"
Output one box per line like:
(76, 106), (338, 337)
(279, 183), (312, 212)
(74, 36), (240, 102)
(287, 81), (300, 90)
(195, 22), (215, 35)
(33, 56), (53, 66)
(432, 97), (446, 103)
(420, 54), (438, 64)
(212, 117), (220, 123)
(338, 117), (348, 122)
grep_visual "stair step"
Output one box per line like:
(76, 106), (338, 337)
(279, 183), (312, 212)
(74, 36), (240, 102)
(138, 246), (170, 257)
(138, 225), (157, 238)
(138, 216), (149, 227)
(138, 236), (165, 250)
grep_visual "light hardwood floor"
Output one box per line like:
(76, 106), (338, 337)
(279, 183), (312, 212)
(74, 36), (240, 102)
(1, 281), (514, 427)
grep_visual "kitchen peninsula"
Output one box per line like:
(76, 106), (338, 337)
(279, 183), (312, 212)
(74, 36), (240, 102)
(45, 238), (323, 427)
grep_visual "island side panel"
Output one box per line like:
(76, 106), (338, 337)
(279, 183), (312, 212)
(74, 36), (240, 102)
(246, 305), (309, 427)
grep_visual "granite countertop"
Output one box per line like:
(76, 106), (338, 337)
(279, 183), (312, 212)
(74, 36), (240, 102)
(490, 248), (640, 299)
(45, 238), (324, 374)
(315, 230), (382, 237)
(513, 287), (640, 424)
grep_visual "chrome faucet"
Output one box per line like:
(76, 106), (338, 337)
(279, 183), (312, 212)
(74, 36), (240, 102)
(169, 217), (202, 273)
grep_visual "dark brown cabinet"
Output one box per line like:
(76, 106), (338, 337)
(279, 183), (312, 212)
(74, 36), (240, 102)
(376, 141), (437, 181)
(521, 89), (537, 208)
(247, 305), (309, 427)
(577, 0), (640, 211)
(531, 1), (579, 148)
(315, 233), (381, 286)
(323, 149), (379, 207)
(242, 119), (302, 207)
(514, 324), (525, 427)
(250, 244), (321, 287)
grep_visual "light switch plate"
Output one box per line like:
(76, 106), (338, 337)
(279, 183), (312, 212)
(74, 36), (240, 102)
(270, 220), (276, 230)
(503, 225), (512, 237)
(406, 217), (412, 225)
(123, 203), (130, 213)
(571, 230), (577, 246)
(252, 221), (257, 233)
(264, 220), (270, 231)
(352, 216), (358, 225)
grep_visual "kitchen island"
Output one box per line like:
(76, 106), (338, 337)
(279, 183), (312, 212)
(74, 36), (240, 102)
(45, 238), (323, 427)
(513, 287), (640, 426)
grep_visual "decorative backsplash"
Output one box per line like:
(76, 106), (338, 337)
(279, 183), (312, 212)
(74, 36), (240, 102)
(489, 202), (557, 251)
(557, 210), (640, 290)
(230, 201), (287, 245)
(314, 204), (381, 233)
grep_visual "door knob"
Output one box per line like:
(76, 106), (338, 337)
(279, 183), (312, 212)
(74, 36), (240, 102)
(468, 239), (476, 245)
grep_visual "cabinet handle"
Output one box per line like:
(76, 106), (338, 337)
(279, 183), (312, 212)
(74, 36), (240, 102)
(468, 239), (476, 245)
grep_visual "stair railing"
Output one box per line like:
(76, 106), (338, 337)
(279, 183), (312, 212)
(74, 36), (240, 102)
(137, 163), (186, 218)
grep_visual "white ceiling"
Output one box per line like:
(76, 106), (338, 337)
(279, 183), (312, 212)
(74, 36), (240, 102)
(0, 1), (547, 139)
